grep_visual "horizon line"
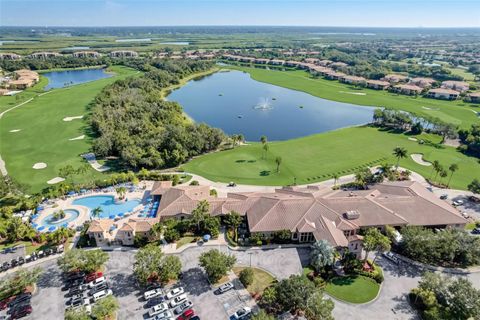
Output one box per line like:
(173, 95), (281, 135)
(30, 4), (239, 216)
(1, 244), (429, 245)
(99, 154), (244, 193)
(1, 25), (480, 29)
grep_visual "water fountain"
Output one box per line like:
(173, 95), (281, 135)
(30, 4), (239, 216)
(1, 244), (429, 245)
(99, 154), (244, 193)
(253, 98), (274, 110)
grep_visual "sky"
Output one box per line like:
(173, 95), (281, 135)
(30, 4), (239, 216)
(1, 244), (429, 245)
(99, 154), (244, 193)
(1, 0), (479, 28)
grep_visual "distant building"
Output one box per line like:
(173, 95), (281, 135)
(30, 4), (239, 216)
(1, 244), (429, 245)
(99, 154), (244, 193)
(441, 80), (469, 93)
(366, 80), (390, 90)
(330, 61), (348, 69)
(5, 69), (39, 89)
(382, 74), (409, 84)
(72, 51), (101, 58)
(28, 52), (61, 59)
(318, 60), (333, 67)
(109, 50), (138, 58)
(0, 53), (21, 60)
(392, 84), (423, 95)
(466, 92), (480, 103)
(324, 71), (346, 80)
(409, 77), (436, 89)
(427, 88), (460, 100)
(340, 75), (366, 85)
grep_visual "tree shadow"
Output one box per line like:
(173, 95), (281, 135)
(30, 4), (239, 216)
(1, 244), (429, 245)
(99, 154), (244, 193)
(109, 272), (139, 298)
(247, 160), (256, 163)
(376, 256), (423, 278)
(38, 264), (63, 289)
(235, 160), (246, 163)
(259, 170), (270, 176)
(391, 294), (419, 319)
(329, 276), (356, 286)
(179, 267), (210, 296)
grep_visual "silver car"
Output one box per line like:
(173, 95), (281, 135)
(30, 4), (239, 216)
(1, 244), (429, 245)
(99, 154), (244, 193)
(174, 300), (193, 314)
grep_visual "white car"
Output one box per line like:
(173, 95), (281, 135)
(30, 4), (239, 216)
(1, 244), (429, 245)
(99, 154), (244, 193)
(231, 306), (252, 319)
(453, 199), (464, 206)
(169, 293), (187, 307)
(88, 276), (106, 288)
(149, 302), (169, 317)
(93, 289), (113, 302)
(152, 311), (172, 319)
(215, 282), (234, 294)
(382, 251), (400, 264)
(144, 288), (163, 300)
(166, 287), (184, 299)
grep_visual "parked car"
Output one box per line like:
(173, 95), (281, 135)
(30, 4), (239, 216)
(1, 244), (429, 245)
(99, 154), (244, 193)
(469, 195), (480, 203)
(440, 194), (448, 200)
(227, 182), (237, 187)
(382, 251), (400, 264)
(1, 262), (10, 272)
(177, 309), (195, 320)
(67, 296), (85, 307)
(65, 271), (86, 282)
(145, 296), (166, 308)
(174, 300), (193, 314)
(84, 271), (103, 283)
(189, 316), (200, 320)
(36, 250), (45, 258)
(471, 228), (480, 235)
(87, 276), (106, 288)
(17, 257), (25, 265)
(9, 304), (32, 319)
(230, 306), (251, 320)
(151, 310), (172, 319)
(88, 283), (109, 296)
(169, 293), (187, 307)
(67, 287), (85, 297)
(461, 212), (470, 219)
(92, 289), (112, 302)
(67, 293), (85, 303)
(215, 282), (234, 295)
(0, 296), (16, 310)
(144, 287), (164, 300)
(452, 199), (464, 206)
(149, 303), (169, 317)
(57, 244), (64, 253)
(8, 293), (31, 308)
(44, 248), (54, 256)
(166, 287), (184, 300)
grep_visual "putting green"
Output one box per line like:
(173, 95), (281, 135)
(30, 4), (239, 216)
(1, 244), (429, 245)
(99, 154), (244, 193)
(182, 126), (480, 190)
(0, 66), (139, 193)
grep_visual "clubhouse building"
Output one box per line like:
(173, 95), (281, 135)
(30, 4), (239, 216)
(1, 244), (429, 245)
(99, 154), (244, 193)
(88, 181), (466, 254)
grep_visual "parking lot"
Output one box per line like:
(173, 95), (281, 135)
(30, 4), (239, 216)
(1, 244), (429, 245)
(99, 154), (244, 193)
(0, 245), (26, 264)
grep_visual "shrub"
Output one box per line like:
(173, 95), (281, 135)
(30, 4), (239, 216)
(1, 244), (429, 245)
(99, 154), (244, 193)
(239, 268), (254, 287)
(189, 180), (199, 186)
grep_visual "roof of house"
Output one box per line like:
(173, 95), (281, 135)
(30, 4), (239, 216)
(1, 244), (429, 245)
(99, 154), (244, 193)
(119, 219), (155, 232)
(366, 80), (390, 86)
(428, 88), (460, 95)
(150, 180), (173, 195)
(394, 84), (423, 92)
(468, 91), (480, 97)
(88, 219), (114, 233)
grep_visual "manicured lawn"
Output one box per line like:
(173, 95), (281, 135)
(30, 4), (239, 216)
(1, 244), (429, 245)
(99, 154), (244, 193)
(183, 126), (480, 190)
(175, 236), (196, 249)
(233, 266), (275, 295)
(0, 66), (139, 193)
(228, 66), (479, 129)
(0, 76), (49, 114)
(325, 275), (380, 304)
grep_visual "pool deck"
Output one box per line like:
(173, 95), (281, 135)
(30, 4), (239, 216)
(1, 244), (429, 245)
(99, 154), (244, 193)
(34, 181), (155, 231)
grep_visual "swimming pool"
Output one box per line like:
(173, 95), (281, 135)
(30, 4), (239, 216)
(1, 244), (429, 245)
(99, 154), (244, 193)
(37, 209), (80, 230)
(72, 195), (141, 218)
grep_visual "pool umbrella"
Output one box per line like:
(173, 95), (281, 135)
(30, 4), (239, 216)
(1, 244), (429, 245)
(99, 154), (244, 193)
(80, 189), (87, 193)
(30, 214), (38, 220)
(36, 206), (44, 211)
(37, 226), (45, 231)
(109, 214), (115, 219)
(48, 226), (56, 232)
(31, 223), (38, 227)
(117, 213), (124, 217)
(203, 234), (211, 242)
(62, 223), (68, 228)
(67, 191), (76, 195)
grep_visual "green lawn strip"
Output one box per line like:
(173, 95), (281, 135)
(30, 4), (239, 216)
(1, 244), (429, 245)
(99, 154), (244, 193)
(0, 76), (49, 114)
(175, 236), (196, 249)
(0, 66), (139, 193)
(325, 275), (380, 304)
(183, 126), (480, 190)
(232, 266), (275, 295)
(228, 66), (479, 129)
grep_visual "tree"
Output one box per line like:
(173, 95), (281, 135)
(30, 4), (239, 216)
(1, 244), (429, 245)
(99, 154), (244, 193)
(158, 255), (182, 284)
(447, 163), (459, 187)
(91, 295), (119, 320)
(133, 243), (164, 285)
(64, 309), (90, 320)
(199, 249), (236, 283)
(239, 268), (254, 287)
(332, 173), (339, 187)
(275, 156), (282, 173)
(224, 211), (243, 242)
(251, 310), (274, 320)
(430, 160), (440, 179)
(263, 143), (269, 159)
(91, 206), (103, 220)
(392, 147), (408, 169)
(305, 290), (335, 320)
(362, 228), (391, 263)
(260, 286), (278, 311)
(310, 240), (335, 273)
(468, 179), (480, 194)
(274, 275), (316, 314)
(354, 168), (373, 189)
(48, 227), (70, 245)
(58, 249), (109, 274)
(0, 267), (43, 300)
(191, 200), (209, 233)
(115, 186), (127, 200)
(439, 169), (448, 185)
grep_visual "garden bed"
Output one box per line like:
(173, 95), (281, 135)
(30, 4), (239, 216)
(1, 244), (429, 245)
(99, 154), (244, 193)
(233, 266), (275, 295)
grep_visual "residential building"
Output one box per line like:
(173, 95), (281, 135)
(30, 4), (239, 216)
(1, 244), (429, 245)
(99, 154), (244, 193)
(366, 80), (390, 90)
(109, 50), (138, 58)
(324, 71), (346, 80)
(340, 75), (366, 86)
(441, 81), (469, 92)
(28, 52), (61, 59)
(0, 53), (21, 60)
(427, 88), (460, 100)
(409, 77), (436, 89)
(330, 62), (348, 69)
(72, 51), (101, 58)
(382, 74), (409, 84)
(392, 84), (423, 95)
(467, 92), (480, 103)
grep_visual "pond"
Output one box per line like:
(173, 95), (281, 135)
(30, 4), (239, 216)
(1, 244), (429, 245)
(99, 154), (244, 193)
(160, 41), (189, 45)
(167, 70), (375, 141)
(43, 68), (112, 90)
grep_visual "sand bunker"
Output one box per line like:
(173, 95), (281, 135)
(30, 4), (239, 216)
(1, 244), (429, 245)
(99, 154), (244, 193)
(47, 177), (65, 184)
(408, 137), (418, 141)
(69, 135), (85, 141)
(33, 162), (47, 169)
(422, 106), (440, 111)
(63, 115), (84, 122)
(411, 154), (431, 166)
(339, 91), (367, 96)
(9, 129), (21, 133)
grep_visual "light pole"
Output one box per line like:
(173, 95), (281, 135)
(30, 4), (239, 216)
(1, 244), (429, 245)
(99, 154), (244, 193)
(248, 252), (253, 267)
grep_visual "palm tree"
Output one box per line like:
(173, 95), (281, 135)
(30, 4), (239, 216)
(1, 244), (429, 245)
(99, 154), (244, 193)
(224, 211), (243, 242)
(191, 200), (209, 233)
(447, 163), (459, 188)
(263, 143), (269, 159)
(231, 135), (238, 149)
(260, 135), (267, 145)
(392, 147), (408, 169)
(379, 163), (393, 181)
(433, 164), (444, 184)
(439, 169), (448, 186)
(150, 222), (164, 240)
(91, 206), (103, 220)
(275, 156), (282, 173)
(115, 186), (127, 200)
(430, 160), (440, 179)
(332, 173), (339, 187)
(260, 135), (268, 159)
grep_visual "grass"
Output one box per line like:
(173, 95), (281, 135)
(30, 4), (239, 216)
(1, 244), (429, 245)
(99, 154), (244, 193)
(175, 236), (196, 249)
(465, 222), (478, 231)
(0, 65), (139, 193)
(233, 266), (275, 295)
(0, 76), (49, 114)
(228, 66), (480, 129)
(183, 126), (480, 190)
(325, 275), (380, 304)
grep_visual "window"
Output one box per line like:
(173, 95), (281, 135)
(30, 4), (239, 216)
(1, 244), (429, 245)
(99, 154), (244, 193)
(292, 232), (298, 240)
(354, 243), (358, 250)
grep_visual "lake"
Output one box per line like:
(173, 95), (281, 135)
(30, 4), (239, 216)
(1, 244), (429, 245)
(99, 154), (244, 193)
(43, 68), (112, 90)
(167, 70), (375, 141)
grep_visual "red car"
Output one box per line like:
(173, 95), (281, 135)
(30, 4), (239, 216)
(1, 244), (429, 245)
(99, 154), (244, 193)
(0, 295), (16, 310)
(84, 271), (103, 283)
(177, 309), (195, 320)
(10, 304), (32, 319)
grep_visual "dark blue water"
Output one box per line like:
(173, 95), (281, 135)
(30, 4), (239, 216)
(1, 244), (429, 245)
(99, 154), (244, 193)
(43, 68), (112, 90)
(167, 70), (374, 141)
